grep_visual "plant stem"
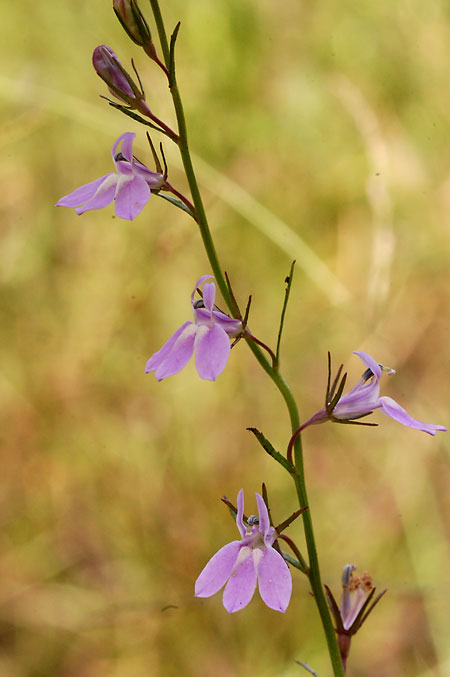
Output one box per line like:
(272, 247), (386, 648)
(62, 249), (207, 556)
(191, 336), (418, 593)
(148, 3), (344, 674)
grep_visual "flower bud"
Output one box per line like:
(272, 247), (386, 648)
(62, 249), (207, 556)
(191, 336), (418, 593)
(113, 0), (151, 46)
(92, 45), (141, 105)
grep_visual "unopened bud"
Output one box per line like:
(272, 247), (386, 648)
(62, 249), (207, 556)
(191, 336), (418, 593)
(113, 0), (151, 47)
(92, 45), (144, 108)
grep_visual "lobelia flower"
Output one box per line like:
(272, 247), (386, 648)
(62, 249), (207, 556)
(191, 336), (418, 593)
(325, 565), (386, 670)
(304, 351), (447, 436)
(145, 275), (242, 381)
(195, 489), (292, 613)
(56, 132), (164, 220)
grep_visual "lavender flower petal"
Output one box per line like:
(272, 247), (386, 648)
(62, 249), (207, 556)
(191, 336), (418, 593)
(202, 282), (216, 313)
(75, 175), (118, 215)
(194, 325), (230, 381)
(190, 275), (214, 305)
(332, 381), (380, 418)
(211, 310), (243, 337)
(222, 547), (257, 613)
(146, 323), (197, 381)
(153, 325), (197, 381)
(194, 307), (242, 336)
(236, 488), (246, 538)
(56, 174), (114, 208)
(133, 162), (166, 186)
(145, 321), (193, 373)
(379, 396), (447, 436)
(194, 541), (241, 598)
(114, 174), (151, 220)
(255, 493), (271, 542)
(257, 547), (292, 612)
(113, 131), (135, 162)
(353, 351), (382, 379)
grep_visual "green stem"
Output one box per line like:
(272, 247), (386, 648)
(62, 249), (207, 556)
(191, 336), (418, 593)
(148, 3), (344, 674)
(148, 0), (231, 308)
(291, 437), (344, 675)
(148, 0), (171, 64)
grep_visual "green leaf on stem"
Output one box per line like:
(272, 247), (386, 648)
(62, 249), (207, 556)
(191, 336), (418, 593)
(157, 192), (195, 217)
(281, 551), (307, 573)
(275, 260), (296, 366)
(104, 101), (173, 136)
(169, 21), (181, 87)
(247, 427), (294, 473)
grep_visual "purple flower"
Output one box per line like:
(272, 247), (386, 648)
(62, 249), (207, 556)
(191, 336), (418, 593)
(145, 275), (242, 381)
(308, 351), (447, 436)
(195, 489), (292, 613)
(56, 132), (164, 220)
(325, 565), (386, 670)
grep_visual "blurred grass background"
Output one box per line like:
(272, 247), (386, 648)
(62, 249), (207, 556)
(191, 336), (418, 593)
(1, 0), (449, 675)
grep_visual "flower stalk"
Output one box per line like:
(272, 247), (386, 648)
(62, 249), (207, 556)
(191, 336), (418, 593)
(146, 2), (344, 673)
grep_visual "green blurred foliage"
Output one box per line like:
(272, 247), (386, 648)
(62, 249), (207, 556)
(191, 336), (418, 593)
(0, 0), (449, 675)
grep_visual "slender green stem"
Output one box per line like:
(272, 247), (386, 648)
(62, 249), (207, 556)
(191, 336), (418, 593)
(148, 0), (232, 308)
(148, 0), (171, 64)
(291, 439), (344, 675)
(147, 3), (344, 674)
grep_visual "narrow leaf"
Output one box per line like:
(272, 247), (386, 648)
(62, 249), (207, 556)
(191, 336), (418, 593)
(169, 21), (181, 87)
(157, 192), (195, 217)
(275, 260), (296, 364)
(247, 427), (294, 473)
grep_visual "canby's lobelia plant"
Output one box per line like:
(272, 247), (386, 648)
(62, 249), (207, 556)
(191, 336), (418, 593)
(56, 1), (446, 674)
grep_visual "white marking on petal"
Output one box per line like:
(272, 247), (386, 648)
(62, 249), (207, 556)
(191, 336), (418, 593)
(230, 546), (251, 576)
(252, 548), (264, 570)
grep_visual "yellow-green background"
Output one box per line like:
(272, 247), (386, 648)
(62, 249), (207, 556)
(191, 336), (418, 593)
(1, 1), (449, 675)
